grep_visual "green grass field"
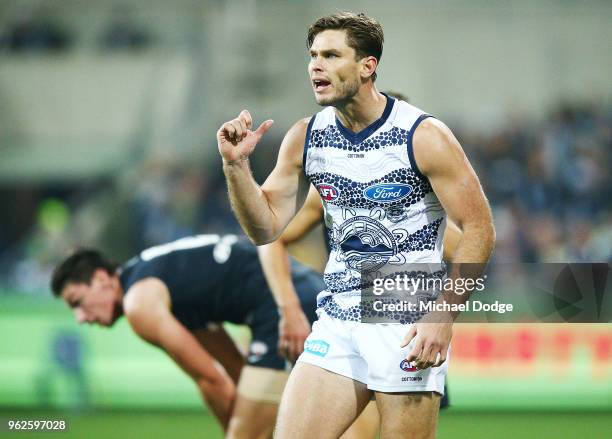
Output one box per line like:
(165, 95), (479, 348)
(1, 409), (610, 439)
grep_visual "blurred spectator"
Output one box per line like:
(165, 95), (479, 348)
(0, 6), (72, 53)
(99, 5), (152, 51)
(460, 101), (611, 263)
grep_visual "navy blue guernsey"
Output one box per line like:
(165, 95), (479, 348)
(119, 234), (321, 331)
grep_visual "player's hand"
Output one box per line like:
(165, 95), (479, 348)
(278, 304), (311, 363)
(217, 110), (274, 164)
(400, 311), (453, 370)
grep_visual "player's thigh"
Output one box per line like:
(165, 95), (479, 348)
(375, 391), (440, 439)
(227, 395), (278, 439)
(229, 366), (289, 439)
(340, 400), (380, 439)
(275, 362), (372, 439)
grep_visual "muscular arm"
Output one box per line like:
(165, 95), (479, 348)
(415, 118), (495, 277)
(220, 113), (311, 244)
(403, 118), (495, 369)
(442, 219), (463, 262)
(123, 279), (236, 430)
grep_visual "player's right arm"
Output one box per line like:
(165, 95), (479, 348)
(123, 278), (236, 430)
(257, 185), (324, 361)
(218, 111), (311, 244)
(443, 219), (462, 262)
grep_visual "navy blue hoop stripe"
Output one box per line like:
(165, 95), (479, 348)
(302, 115), (316, 176)
(407, 114), (433, 180)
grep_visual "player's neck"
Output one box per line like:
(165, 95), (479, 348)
(334, 87), (387, 133)
(114, 274), (126, 316)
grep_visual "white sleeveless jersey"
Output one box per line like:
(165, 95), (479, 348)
(303, 96), (446, 321)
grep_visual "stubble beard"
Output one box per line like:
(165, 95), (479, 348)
(315, 77), (361, 107)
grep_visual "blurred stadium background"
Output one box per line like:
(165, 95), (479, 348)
(0, 0), (610, 438)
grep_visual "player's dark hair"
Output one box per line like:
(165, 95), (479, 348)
(307, 11), (384, 82)
(51, 249), (118, 297)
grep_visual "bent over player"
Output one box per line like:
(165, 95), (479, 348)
(218, 11), (495, 439)
(51, 234), (324, 438)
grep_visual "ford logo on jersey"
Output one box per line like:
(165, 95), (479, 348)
(363, 183), (412, 203)
(317, 184), (340, 202)
(400, 359), (418, 372)
(304, 340), (330, 357)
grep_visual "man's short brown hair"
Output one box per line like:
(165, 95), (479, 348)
(51, 249), (117, 297)
(307, 11), (384, 82)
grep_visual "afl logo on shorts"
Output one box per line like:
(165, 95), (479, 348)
(363, 183), (412, 203)
(317, 184), (339, 201)
(400, 359), (418, 372)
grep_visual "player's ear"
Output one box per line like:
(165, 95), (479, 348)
(360, 56), (377, 81)
(92, 268), (111, 285)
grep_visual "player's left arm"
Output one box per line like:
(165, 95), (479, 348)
(123, 279), (237, 429)
(401, 118), (495, 370)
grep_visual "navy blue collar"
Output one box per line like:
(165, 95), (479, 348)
(334, 93), (395, 144)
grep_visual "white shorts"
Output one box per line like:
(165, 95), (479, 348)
(297, 312), (448, 394)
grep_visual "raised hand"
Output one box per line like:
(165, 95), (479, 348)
(217, 110), (274, 163)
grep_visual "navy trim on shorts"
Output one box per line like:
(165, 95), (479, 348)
(302, 115), (316, 176)
(407, 114), (433, 180)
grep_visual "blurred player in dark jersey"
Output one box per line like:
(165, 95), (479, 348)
(51, 234), (324, 438)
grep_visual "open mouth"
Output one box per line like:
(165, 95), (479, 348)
(313, 79), (331, 92)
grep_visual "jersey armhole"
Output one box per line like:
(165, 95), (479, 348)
(302, 115), (316, 176)
(406, 114), (434, 180)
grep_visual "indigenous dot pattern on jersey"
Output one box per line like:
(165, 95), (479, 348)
(311, 125), (413, 153)
(304, 99), (447, 322)
(310, 168), (431, 210)
(319, 295), (429, 324)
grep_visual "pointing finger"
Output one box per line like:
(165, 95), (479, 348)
(254, 120), (274, 140)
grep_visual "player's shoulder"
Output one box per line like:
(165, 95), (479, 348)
(412, 117), (462, 175)
(308, 106), (336, 130)
(413, 117), (455, 146)
(123, 278), (172, 342)
(283, 117), (311, 139)
(123, 278), (171, 320)
(391, 99), (431, 132)
(277, 117), (315, 164)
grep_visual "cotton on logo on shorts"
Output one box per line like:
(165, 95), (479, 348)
(304, 340), (330, 357)
(399, 359), (418, 372)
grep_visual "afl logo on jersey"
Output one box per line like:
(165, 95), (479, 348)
(400, 359), (418, 372)
(363, 183), (412, 203)
(318, 184), (340, 201)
